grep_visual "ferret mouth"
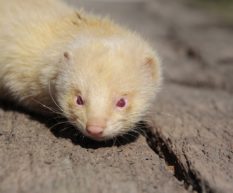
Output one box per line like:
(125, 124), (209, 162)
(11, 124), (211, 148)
(84, 133), (108, 141)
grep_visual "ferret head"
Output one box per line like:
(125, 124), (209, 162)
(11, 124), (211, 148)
(56, 35), (161, 141)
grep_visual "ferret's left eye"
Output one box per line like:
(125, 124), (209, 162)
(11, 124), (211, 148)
(76, 95), (85, 106)
(116, 98), (127, 108)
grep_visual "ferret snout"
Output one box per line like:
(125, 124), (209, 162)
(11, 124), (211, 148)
(86, 119), (107, 138)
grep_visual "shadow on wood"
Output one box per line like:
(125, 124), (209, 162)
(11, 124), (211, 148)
(0, 99), (141, 149)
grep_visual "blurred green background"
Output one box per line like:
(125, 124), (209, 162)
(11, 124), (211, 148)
(189, 0), (233, 24)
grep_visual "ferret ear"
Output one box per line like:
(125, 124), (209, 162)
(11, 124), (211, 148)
(63, 51), (72, 64)
(144, 56), (159, 80)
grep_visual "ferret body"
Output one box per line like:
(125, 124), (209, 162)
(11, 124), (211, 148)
(0, 0), (161, 140)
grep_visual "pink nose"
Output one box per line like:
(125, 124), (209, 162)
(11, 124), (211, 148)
(86, 125), (104, 137)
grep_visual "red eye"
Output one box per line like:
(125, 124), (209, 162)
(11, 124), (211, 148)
(76, 95), (85, 106)
(116, 98), (127, 108)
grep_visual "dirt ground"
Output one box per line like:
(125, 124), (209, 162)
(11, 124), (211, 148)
(0, 0), (233, 193)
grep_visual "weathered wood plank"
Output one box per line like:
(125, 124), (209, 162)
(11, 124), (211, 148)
(0, 107), (188, 193)
(145, 1), (233, 192)
(151, 85), (233, 193)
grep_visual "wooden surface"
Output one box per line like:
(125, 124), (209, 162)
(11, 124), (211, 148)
(0, 0), (233, 193)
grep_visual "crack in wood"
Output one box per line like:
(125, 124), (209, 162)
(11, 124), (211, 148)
(143, 125), (215, 193)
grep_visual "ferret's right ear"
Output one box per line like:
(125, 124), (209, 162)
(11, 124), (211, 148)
(144, 56), (160, 81)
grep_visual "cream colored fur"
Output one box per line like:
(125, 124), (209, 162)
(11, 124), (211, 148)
(0, 0), (161, 140)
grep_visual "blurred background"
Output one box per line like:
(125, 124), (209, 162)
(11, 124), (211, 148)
(190, 0), (233, 23)
(66, 0), (233, 24)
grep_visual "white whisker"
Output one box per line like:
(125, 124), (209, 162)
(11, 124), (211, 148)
(32, 98), (64, 116)
(48, 80), (63, 112)
(48, 120), (72, 130)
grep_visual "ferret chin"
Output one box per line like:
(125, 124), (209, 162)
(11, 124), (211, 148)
(0, 0), (162, 141)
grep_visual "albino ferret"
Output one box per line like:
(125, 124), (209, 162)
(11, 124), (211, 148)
(0, 0), (161, 141)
